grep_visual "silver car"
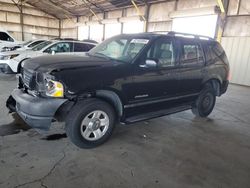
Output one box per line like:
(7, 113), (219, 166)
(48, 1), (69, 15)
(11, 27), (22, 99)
(0, 39), (97, 74)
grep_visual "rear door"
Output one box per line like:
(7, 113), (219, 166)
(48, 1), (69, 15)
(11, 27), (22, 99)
(177, 38), (205, 96)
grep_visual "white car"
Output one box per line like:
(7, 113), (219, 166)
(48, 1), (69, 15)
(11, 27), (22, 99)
(0, 39), (97, 74)
(1, 39), (46, 52)
(0, 29), (23, 50)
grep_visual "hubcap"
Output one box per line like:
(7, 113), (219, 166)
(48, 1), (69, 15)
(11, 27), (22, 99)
(80, 110), (109, 141)
(201, 93), (213, 112)
(203, 96), (211, 108)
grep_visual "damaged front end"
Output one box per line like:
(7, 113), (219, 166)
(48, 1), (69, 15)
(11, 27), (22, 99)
(6, 68), (68, 131)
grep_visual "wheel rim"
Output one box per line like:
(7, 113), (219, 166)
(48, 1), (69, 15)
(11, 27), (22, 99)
(201, 93), (214, 113)
(80, 110), (110, 141)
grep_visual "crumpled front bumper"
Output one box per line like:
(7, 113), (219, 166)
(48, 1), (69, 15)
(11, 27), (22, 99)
(7, 89), (67, 130)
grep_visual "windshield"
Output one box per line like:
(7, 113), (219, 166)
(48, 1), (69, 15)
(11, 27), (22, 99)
(22, 40), (32, 46)
(32, 41), (53, 51)
(88, 35), (151, 63)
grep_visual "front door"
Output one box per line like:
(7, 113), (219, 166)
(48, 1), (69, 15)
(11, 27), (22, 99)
(125, 36), (180, 116)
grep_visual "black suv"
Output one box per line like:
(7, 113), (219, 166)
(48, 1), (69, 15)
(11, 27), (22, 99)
(6, 32), (230, 148)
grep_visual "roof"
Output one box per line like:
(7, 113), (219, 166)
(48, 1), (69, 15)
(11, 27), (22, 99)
(49, 39), (98, 45)
(117, 32), (214, 41)
(25, 0), (166, 19)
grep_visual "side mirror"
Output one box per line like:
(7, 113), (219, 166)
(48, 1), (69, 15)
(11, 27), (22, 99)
(140, 59), (158, 68)
(51, 50), (56, 55)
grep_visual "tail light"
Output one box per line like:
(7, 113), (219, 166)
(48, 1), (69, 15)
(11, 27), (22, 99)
(227, 70), (231, 81)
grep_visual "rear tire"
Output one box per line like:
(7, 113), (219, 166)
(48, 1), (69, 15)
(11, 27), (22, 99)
(192, 85), (216, 117)
(66, 99), (116, 149)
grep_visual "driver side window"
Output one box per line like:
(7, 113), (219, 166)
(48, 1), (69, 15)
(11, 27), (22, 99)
(146, 37), (175, 67)
(44, 42), (73, 54)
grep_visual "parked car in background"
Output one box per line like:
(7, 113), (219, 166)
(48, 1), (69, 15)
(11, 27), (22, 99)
(82, 39), (98, 44)
(1, 39), (46, 52)
(6, 32), (230, 148)
(0, 39), (96, 74)
(0, 29), (23, 50)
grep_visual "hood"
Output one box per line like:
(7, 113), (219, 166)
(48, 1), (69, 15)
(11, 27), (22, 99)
(23, 54), (117, 73)
(15, 41), (25, 45)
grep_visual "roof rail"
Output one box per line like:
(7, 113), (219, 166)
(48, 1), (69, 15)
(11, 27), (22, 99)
(82, 39), (98, 44)
(52, 38), (79, 41)
(148, 31), (213, 40)
(167, 31), (214, 40)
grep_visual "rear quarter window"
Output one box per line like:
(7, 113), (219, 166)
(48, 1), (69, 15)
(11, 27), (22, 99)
(74, 43), (95, 52)
(212, 42), (225, 56)
(207, 41), (228, 64)
(87, 44), (96, 51)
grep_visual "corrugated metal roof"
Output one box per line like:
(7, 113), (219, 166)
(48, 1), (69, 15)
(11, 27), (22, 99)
(25, 0), (167, 19)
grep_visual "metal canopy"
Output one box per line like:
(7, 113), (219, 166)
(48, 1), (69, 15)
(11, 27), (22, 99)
(25, 0), (166, 19)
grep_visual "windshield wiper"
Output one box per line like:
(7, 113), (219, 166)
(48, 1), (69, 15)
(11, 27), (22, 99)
(92, 52), (112, 60)
(89, 52), (127, 63)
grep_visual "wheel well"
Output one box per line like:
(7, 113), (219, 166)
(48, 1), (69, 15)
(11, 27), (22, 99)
(95, 90), (123, 117)
(17, 58), (29, 73)
(205, 79), (221, 96)
(54, 91), (123, 122)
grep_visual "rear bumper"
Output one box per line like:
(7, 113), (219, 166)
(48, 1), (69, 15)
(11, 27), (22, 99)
(7, 89), (67, 130)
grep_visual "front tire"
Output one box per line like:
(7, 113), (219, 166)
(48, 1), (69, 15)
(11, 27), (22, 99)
(192, 85), (216, 117)
(66, 99), (116, 149)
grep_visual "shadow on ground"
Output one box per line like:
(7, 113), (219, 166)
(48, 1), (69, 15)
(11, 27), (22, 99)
(41, 133), (67, 141)
(0, 113), (30, 136)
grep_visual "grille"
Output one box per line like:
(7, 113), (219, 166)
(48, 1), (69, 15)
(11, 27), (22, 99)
(22, 69), (35, 89)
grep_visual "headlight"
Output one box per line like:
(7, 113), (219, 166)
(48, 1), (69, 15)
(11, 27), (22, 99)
(1, 47), (11, 52)
(0, 54), (19, 60)
(45, 79), (64, 97)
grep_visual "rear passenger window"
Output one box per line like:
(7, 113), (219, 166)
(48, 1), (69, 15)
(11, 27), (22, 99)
(74, 43), (95, 52)
(44, 42), (73, 54)
(181, 41), (204, 65)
